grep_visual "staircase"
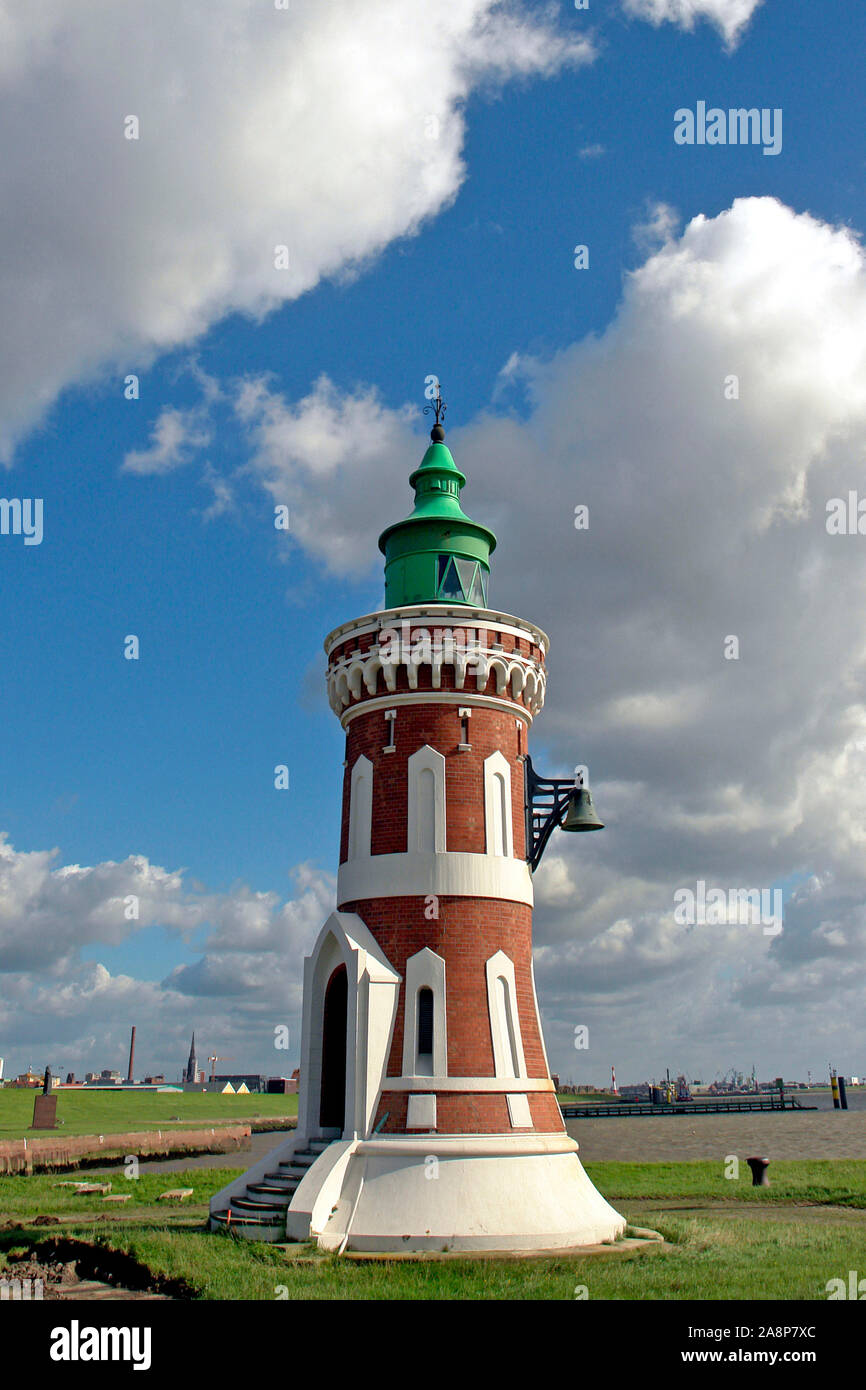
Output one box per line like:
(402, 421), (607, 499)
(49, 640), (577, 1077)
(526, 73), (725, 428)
(209, 1139), (331, 1241)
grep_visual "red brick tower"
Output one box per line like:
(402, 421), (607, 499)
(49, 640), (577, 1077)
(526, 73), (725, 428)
(210, 393), (624, 1250)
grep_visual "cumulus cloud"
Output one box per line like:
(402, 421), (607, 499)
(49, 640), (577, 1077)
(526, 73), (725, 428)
(0, 0), (591, 463)
(234, 373), (418, 578)
(121, 404), (212, 475)
(205, 196), (866, 1080)
(631, 199), (680, 255)
(621, 0), (764, 48)
(0, 832), (334, 1076)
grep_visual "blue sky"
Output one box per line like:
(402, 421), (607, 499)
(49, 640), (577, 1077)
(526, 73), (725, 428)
(3, 0), (866, 1085)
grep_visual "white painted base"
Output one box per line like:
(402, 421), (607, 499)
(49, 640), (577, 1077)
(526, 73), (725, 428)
(296, 1132), (626, 1253)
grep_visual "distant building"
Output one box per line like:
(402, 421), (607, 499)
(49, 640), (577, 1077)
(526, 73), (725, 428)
(11, 1069), (41, 1088)
(144, 1074), (166, 1085)
(213, 1074), (267, 1093)
(184, 1033), (199, 1084)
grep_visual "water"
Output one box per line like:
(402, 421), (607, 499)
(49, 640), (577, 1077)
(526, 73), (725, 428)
(799, 1090), (866, 1112)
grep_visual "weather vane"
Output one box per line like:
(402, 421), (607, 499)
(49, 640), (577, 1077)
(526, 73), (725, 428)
(423, 382), (447, 437)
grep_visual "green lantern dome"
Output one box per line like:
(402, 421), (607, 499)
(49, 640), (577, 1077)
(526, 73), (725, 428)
(378, 394), (496, 609)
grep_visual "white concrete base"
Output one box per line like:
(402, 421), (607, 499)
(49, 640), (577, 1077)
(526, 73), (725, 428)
(299, 1132), (626, 1254)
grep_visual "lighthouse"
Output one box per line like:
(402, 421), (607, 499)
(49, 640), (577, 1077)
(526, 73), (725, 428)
(210, 392), (625, 1251)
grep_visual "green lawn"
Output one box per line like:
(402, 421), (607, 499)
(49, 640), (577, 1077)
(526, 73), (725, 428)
(583, 1158), (866, 1208)
(1, 1159), (865, 1300)
(0, 1166), (245, 1218)
(0, 1088), (296, 1139)
(555, 1093), (613, 1106)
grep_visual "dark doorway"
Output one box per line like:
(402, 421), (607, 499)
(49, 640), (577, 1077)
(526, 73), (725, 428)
(319, 963), (348, 1130)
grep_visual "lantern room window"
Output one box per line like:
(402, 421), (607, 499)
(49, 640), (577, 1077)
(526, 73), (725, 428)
(435, 555), (488, 605)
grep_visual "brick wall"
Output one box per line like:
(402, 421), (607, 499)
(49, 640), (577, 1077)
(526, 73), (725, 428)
(372, 1089), (563, 1135)
(338, 895), (547, 1079)
(339, 703), (527, 862)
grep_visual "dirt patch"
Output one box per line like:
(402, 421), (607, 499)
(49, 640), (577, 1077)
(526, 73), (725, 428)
(2, 1237), (195, 1301)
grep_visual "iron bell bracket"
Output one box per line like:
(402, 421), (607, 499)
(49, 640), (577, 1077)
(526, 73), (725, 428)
(524, 755), (588, 873)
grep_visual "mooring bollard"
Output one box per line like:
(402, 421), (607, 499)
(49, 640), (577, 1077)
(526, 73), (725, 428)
(838, 1075), (849, 1110)
(746, 1156), (770, 1187)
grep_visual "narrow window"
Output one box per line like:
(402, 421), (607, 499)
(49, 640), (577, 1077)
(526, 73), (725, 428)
(384, 709), (396, 752)
(461, 715), (470, 746)
(402, 948), (447, 1077)
(417, 987), (434, 1075)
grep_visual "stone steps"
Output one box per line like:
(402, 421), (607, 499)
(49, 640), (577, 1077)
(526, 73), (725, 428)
(209, 1140), (331, 1242)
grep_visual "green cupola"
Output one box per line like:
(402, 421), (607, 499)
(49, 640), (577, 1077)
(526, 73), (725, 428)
(378, 391), (496, 609)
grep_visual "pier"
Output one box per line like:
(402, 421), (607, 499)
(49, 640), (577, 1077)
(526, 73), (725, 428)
(560, 1094), (816, 1118)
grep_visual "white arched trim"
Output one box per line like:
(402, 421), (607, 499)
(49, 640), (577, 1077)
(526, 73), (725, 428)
(402, 947), (448, 1078)
(485, 950), (527, 1079)
(297, 911), (400, 1142)
(348, 755), (373, 860)
(407, 745), (447, 854)
(484, 750), (514, 858)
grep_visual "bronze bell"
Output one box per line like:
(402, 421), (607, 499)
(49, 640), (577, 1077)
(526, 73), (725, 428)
(561, 785), (604, 832)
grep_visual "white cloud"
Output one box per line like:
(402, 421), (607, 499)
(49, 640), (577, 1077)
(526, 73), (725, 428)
(121, 404), (211, 475)
(0, 0), (591, 463)
(0, 831), (335, 1076)
(622, 0), (763, 48)
(631, 199), (680, 255)
(234, 372), (418, 579)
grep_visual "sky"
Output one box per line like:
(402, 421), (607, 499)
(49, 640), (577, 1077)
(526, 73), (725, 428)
(2, 0), (866, 1088)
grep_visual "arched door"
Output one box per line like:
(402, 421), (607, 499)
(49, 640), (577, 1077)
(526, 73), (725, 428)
(319, 963), (348, 1130)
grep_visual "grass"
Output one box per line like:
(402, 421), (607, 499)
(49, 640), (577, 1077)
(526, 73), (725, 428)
(0, 1089), (297, 1139)
(1, 1159), (865, 1300)
(584, 1159), (866, 1208)
(0, 1166), (245, 1218)
(555, 1093), (614, 1106)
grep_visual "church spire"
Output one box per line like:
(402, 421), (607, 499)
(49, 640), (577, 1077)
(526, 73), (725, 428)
(185, 1032), (198, 1084)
